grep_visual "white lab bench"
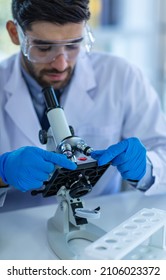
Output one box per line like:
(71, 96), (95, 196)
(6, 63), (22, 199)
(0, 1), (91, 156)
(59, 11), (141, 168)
(1, 188), (166, 260)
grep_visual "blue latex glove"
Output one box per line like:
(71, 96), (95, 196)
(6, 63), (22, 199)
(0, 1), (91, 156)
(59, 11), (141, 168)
(0, 146), (77, 192)
(91, 137), (146, 181)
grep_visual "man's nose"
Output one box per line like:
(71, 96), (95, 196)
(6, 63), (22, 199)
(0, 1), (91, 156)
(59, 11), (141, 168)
(50, 53), (68, 71)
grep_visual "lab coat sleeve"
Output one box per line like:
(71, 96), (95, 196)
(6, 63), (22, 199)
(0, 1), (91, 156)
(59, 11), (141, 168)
(145, 150), (166, 195)
(0, 188), (7, 207)
(122, 64), (166, 195)
(0, 155), (8, 206)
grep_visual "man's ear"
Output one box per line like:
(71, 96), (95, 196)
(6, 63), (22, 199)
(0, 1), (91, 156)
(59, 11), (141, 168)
(6, 20), (20, 45)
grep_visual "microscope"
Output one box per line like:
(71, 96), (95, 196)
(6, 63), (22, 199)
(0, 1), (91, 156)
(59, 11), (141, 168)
(32, 86), (110, 259)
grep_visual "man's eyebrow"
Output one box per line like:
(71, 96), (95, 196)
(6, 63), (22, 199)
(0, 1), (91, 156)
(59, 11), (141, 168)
(31, 37), (84, 45)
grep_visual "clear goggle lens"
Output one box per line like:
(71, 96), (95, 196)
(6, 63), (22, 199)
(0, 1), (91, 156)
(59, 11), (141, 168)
(16, 21), (95, 63)
(26, 40), (83, 63)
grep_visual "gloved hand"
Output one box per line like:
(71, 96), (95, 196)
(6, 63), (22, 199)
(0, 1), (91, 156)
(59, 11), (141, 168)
(0, 146), (77, 192)
(91, 137), (146, 181)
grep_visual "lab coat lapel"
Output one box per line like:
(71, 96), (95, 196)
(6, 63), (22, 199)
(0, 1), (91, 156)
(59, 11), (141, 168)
(4, 54), (41, 146)
(63, 53), (96, 125)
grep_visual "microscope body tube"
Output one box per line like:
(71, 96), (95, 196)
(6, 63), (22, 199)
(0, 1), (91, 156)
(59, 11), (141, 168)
(47, 107), (72, 146)
(42, 87), (72, 146)
(42, 87), (93, 158)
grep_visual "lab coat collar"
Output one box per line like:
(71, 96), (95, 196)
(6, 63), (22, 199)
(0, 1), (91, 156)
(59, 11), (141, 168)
(4, 53), (42, 146)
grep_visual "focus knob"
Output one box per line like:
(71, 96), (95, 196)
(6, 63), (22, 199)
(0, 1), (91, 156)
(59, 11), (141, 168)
(39, 129), (48, 144)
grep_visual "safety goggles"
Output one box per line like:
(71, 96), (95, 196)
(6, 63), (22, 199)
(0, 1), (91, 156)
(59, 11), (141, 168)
(16, 22), (95, 63)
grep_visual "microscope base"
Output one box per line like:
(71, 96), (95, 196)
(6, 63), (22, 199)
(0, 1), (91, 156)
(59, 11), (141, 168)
(47, 217), (105, 260)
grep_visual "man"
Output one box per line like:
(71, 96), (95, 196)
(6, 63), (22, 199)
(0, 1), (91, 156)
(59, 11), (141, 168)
(0, 0), (166, 205)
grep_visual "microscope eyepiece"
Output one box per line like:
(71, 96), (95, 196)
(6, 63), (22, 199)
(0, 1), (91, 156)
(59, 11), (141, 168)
(42, 86), (59, 110)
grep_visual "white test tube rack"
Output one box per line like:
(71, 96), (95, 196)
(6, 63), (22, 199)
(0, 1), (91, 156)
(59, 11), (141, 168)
(84, 208), (166, 260)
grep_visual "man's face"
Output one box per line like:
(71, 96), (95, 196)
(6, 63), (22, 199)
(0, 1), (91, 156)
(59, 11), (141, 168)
(20, 22), (85, 89)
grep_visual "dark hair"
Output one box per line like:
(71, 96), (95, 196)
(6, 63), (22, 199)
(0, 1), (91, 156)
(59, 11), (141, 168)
(12, 0), (91, 30)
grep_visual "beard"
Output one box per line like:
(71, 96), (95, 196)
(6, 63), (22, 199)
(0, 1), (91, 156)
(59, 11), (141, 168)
(21, 54), (74, 90)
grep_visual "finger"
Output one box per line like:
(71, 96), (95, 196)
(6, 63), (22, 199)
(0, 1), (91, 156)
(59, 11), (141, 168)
(121, 164), (146, 180)
(36, 160), (55, 174)
(26, 169), (50, 182)
(116, 150), (145, 174)
(42, 150), (77, 170)
(112, 146), (145, 167)
(111, 151), (127, 166)
(15, 184), (27, 192)
(91, 150), (105, 160)
(19, 177), (45, 191)
(111, 144), (137, 165)
(97, 140), (128, 166)
(120, 157), (146, 180)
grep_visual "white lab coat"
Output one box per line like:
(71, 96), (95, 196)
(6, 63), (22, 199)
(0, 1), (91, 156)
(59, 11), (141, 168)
(1, 51), (166, 205)
(0, 189), (6, 207)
